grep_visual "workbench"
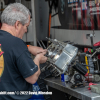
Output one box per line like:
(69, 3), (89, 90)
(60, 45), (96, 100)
(44, 77), (100, 100)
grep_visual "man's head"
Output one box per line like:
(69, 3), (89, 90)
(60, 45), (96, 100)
(1, 3), (31, 39)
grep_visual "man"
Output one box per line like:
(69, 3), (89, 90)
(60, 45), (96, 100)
(0, 3), (47, 100)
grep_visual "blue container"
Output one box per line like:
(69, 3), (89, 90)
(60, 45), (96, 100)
(61, 74), (64, 82)
(29, 82), (44, 100)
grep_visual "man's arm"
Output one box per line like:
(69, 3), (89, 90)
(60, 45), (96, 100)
(27, 45), (47, 56)
(25, 52), (47, 84)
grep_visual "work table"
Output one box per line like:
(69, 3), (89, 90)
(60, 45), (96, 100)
(44, 77), (100, 100)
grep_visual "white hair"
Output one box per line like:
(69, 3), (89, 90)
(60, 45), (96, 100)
(1, 3), (31, 25)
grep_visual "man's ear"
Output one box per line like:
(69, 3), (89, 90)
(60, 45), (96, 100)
(14, 21), (20, 30)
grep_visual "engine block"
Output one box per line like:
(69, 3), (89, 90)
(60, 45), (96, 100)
(41, 38), (78, 78)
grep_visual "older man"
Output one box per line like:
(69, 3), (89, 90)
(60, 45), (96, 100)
(0, 3), (47, 100)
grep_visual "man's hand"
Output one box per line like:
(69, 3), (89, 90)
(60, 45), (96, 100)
(28, 45), (47, 56)
(34, 52), (47, 64)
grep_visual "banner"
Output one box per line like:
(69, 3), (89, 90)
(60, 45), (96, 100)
(58, 0), (100, 30)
